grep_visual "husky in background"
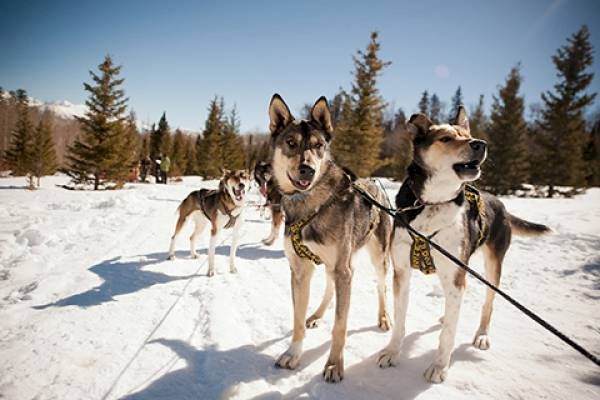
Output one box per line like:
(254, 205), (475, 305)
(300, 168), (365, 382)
(377, 107), (550, 383)
(253, 161), (284, 245)
(167, 169), (249, 277)
(268, 94), (392, 382)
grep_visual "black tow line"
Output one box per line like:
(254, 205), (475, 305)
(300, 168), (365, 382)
(352, 182), (600, 368)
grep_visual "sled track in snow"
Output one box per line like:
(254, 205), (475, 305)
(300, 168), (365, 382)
(100, 231), (236, 400)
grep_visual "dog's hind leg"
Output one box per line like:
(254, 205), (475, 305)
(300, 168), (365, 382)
(189, 214), (207, 259)
(367, 237), (391, 331)
(306, 269), (334, 328)
(168, 205), (192, 260)
(473, 242), (506, 350)
(377, 239), (411, 368)
(276, 250), (315, 370)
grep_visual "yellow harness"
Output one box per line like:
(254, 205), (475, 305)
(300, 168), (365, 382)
(409, 185), (486, 275)
(289, 181), (380, 265)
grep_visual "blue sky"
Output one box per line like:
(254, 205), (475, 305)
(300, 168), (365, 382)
(1, 0), (599, 133)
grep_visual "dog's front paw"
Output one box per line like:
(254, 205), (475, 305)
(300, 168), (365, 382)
(378, 313), (392, 331)
(377, 346), (398, 368)
(207, 268), (215, 277)
(229, 265), (238, 274)
(275, 342), (302, 369)
(473, 333), (490, 350)
(167, 254), (176, 261)
(190, 252), (199, 259)
(424, 363), (448, 383)
(322, 358), (344, 383)
(262, 237), (275, 246)
(305, 315), (321, 329)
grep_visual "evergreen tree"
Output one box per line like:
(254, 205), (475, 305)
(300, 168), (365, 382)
(483, 66), (529, 194)
(30, 116), (58, 188)
(170, 129), (187, 176)
(221, 105), (245, 170)
(430, 93), (442, 123)
(536, 25), (596, 196)
(418, 90), (429, 115)
(331, 91), (355, 169)
(197, 96), (224, 178)
(470, 94), (488, 140)
(151, 112), (171, 157)
(63, 56), (135, 189)
(586, 113), (600, 186)
(331, 31), (390, 177)
(449, 86), (463, 122)
(184, 135), (197, 175)
(4, 89), (33, 177)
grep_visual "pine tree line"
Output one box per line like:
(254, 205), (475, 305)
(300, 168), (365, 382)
(2, 89), (58, 189)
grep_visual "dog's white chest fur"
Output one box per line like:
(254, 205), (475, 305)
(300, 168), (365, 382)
(395, 202), (466, 261)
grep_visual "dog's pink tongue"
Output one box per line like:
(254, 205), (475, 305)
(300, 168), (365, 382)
(299, 179), (310, 187)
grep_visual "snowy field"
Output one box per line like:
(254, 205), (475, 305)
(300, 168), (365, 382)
(0, 175), (599, 400)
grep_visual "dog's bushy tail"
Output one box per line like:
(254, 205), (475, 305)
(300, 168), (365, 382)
(508, 213), (551, 237)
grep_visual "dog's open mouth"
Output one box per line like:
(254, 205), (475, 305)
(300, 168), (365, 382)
(288, 173), (312, 191)
(453, 159), (482, 174)
(233, 188), (245, 201)
(259, 182), (268, 197)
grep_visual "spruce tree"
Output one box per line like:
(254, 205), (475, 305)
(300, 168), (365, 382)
(63, 56), (135, 189)
(418, 90), (429, 115)
(170, 129), (187, 176)
(430, 93), (442, 123)
(449, 86), (464, 122)
(331, 91), (355, 169)
(184, 135), (197, 175)
(197, 96), (223, 178)
(4, 89), (33, 177)
(470, 94), (488, 140)
(536, 25), (596, 196)
(331, 31), (390, 177)
(30, 116), (58, 188)
(151, 112), (171, 158)
(221, 105), (245, 170)
(484, 66), (529, 194)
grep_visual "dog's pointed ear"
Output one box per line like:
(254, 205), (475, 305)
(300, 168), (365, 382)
(454, 105), (469, 131)
(221, 168), (231, 177)
(269, 94), (293, 136)
(407, 113), (433, 139)
(310, 96), (333, 139)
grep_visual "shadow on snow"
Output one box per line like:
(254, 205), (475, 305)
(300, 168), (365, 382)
(120, 324), (484, 400)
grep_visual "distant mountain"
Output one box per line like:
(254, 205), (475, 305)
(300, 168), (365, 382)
(30, 99), (88, 120)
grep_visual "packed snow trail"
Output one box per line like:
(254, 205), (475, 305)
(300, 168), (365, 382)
(0, 176), (598, 400)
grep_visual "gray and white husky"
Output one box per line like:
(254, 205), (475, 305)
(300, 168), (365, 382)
(167, 170), (249, 277)
(268, 94), (392, 383)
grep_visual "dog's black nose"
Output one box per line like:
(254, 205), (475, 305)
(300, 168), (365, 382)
(469, 140), (486, 152)
(239, 183), (245, 190)
(298, 164), (315, 180)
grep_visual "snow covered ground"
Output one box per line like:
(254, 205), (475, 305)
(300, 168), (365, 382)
(0, 175), (598, 400)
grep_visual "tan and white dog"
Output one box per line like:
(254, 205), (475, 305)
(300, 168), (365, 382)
(377, 107), (550, 382)
(167, 170), (249, 276)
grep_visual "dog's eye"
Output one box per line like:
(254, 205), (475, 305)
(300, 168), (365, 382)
(314, 142), (323, 150)
(439, 136), (452, 143)
(287, 139), (297, 149)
